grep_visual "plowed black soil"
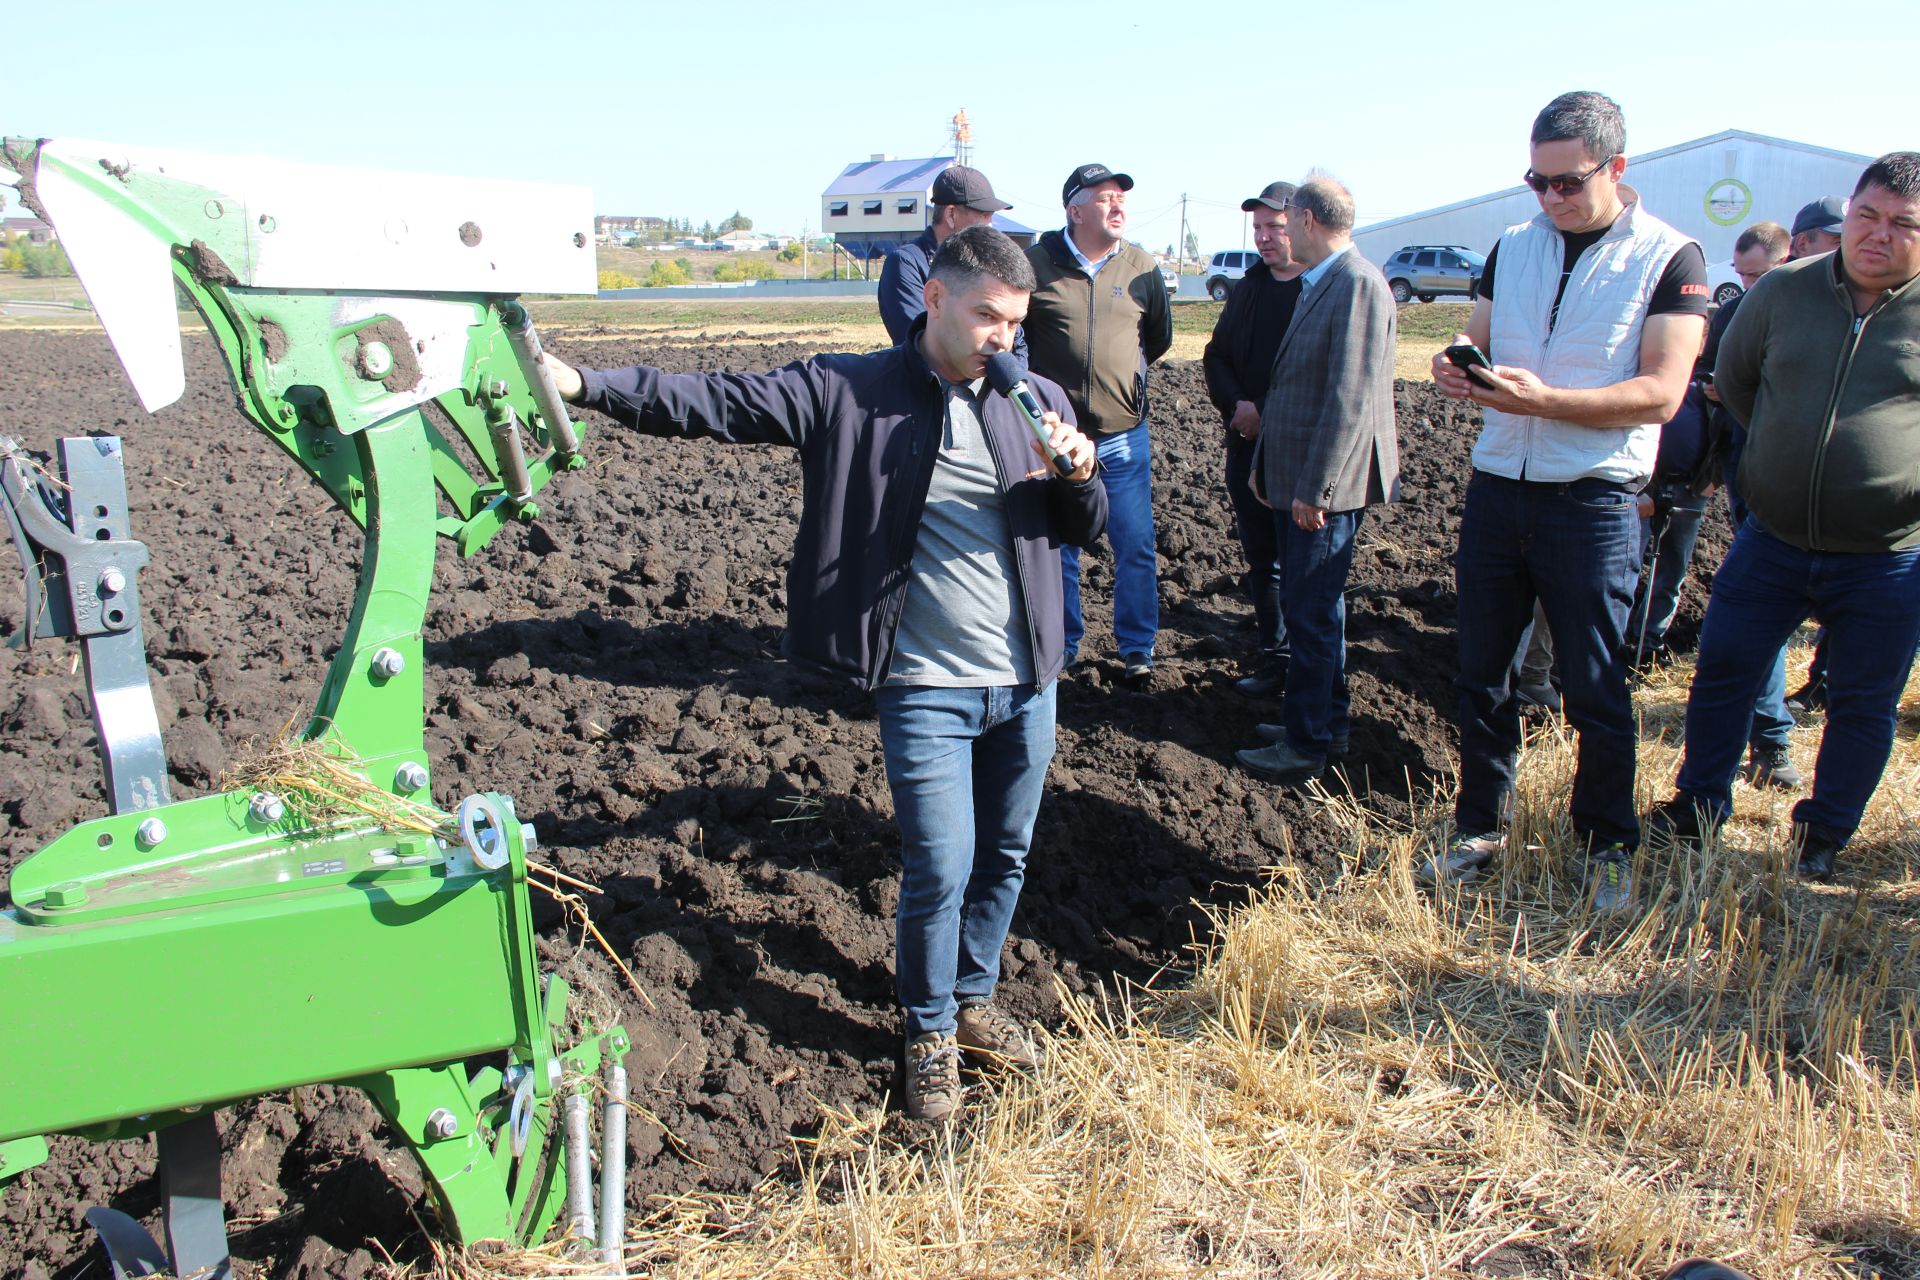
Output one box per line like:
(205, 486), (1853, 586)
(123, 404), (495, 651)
(0, 327), (1728, 1277)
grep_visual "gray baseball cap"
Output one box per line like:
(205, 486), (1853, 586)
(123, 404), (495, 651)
(1241, 181), (1298, 212)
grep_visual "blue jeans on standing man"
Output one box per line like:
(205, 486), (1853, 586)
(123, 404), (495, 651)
(1454, 472), (1644, 848)
(1673, 519), (1920, 842)
(1276, 507), (1359, 759)
(1723, 439), (1795, 751)
(875, 682), (1056, 1037)
(1225, 429), (1286, 660)
(1063, 421), (1158, 660)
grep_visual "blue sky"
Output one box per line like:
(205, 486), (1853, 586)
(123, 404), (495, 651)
(7, 0), (1897, 262)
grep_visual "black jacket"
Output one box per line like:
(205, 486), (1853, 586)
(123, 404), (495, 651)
(1201, 266), (1298, 427)
(578, 319), (1107, 690)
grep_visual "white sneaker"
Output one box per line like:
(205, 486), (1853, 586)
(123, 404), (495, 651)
(1418, 830), (1506, 885)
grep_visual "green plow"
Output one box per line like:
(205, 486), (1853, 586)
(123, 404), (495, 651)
(0, 136), (631, 1277)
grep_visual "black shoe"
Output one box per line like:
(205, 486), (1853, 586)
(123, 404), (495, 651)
(1253, 722), (1348, 757)
(1234, 739), (1325, 787)
(1794, 823), (1844, 881)
(1514, 681), (1562, 716)
(1627, 642), (1674, 675)
(1744, 743), (1804, 791)
(1786, 677), (1827, 715)
(1234, 662), (1287, 697)
(1122, 651), (1153, 684)
(1646, 796), (1722, 849)
(1662, 1262), (1756, 1280)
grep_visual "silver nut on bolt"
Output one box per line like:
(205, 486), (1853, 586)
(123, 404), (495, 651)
(396, 762), (430, 792)
(426, 1108), (459, 1140)
(371, 648), (406, 678)
(249, 793), (287, 824)
(519, 822), (539, 853)
(99, 567), (128, 595)
(136, 818), (168, 848)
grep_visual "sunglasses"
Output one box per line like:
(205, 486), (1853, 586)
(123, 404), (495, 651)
(1522, 155), (1614, 196)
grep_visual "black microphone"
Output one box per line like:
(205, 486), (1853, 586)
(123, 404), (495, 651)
(984, 352), (1073, 478)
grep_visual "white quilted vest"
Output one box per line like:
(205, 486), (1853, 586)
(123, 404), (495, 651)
(1474, 190), (1698, 484)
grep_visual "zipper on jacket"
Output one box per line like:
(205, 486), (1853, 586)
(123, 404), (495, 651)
(1806, 305), (1871, 550)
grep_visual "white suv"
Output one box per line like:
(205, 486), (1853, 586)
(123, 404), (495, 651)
(1204, 250), (1261, 301)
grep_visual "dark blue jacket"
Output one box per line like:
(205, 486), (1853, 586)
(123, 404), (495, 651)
(877, 229), (1030, 371)
(578, 319), (1104, 690)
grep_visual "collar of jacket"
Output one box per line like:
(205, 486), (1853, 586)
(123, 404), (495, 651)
(900, 310), (945, 387)
(1826, 245), (1920, 311)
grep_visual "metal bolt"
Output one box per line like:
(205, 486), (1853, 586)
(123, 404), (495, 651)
(250, 793), (286, 824)
(519, 822), (539, 853)
(99, 567), (127, 595)
(359, 341), (394, 379)
(44, 881), (88, 909)
(136, 817), (168, 848)
(396, 762), (429, 792)
(371, 648), (406, 679)
(548, 1059), (564, 1087)
(486, 380), (511, 401)
(426, 1108), (459, 1140)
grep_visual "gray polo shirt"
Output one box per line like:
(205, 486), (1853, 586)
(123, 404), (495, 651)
(885, 378), (1036, 687)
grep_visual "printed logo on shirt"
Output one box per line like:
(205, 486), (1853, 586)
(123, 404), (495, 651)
(1680, 283), (1709, 297)
(1111, 284), (1124, 298)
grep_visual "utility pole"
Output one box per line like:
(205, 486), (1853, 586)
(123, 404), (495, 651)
(800, 223), (809, 279)
(1176, 193), (1189, 279)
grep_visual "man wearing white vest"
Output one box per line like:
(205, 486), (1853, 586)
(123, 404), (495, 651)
(1425, 91), (1709, 910)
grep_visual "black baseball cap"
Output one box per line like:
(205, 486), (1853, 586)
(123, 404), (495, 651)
(1062, 162), (1134, 206)
(930, 165), (1011, 212)
(1241, 181), (1298, 212)
(1790, 195), (1846, 238)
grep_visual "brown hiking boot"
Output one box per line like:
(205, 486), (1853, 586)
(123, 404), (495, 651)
(955, 1001), (1038, 1071)
(903, 1031), (961, 1121)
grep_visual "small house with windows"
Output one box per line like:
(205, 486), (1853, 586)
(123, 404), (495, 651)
(821, 153), (1035, 272)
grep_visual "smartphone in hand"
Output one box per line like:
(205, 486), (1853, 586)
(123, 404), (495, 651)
(1444, 342), (1495, 383)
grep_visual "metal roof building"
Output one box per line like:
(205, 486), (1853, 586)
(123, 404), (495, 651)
(1352, 130), (1873, 301)
(821, 154), (1035, 266)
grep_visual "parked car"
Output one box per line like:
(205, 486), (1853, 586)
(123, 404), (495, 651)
(1381, 245), (1486, 304)
(1204, 250), (1262, 301)
(1159, 263), (1181, 296)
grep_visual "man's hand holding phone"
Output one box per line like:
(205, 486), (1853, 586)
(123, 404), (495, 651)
(1432, 334), (1495, 398)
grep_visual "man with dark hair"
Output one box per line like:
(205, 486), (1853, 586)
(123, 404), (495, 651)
(1649, 151), (1920, 881)
(1232, 174), (1399, 786)
(540, 225), (1106, 1122)
(1428, 91), (1709, 910)
(1024, 163), (1174, 684)
(877, 165), (1026, 369)
(1203, 180), (1303, 697)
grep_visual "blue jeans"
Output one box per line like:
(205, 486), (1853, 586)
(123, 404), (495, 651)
(1277, 508), (1359, 757)
(1455, 472), (1643, 847)
(1625, 485), (1709, 655)
(1721, 444), (1794, 749)
(1063, 422), (1158, 658)
(875, 682), (1056, 1037)
(1674, 520), (1920, 841)
(1224, 430), (1285, 658)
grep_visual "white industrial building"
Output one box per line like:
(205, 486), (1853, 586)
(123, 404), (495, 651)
(1352, 130), (1872, 302)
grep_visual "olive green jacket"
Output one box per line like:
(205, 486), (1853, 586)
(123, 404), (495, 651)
(1023, 230), (1174, 436)
(1716, 252), (1920, 553)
